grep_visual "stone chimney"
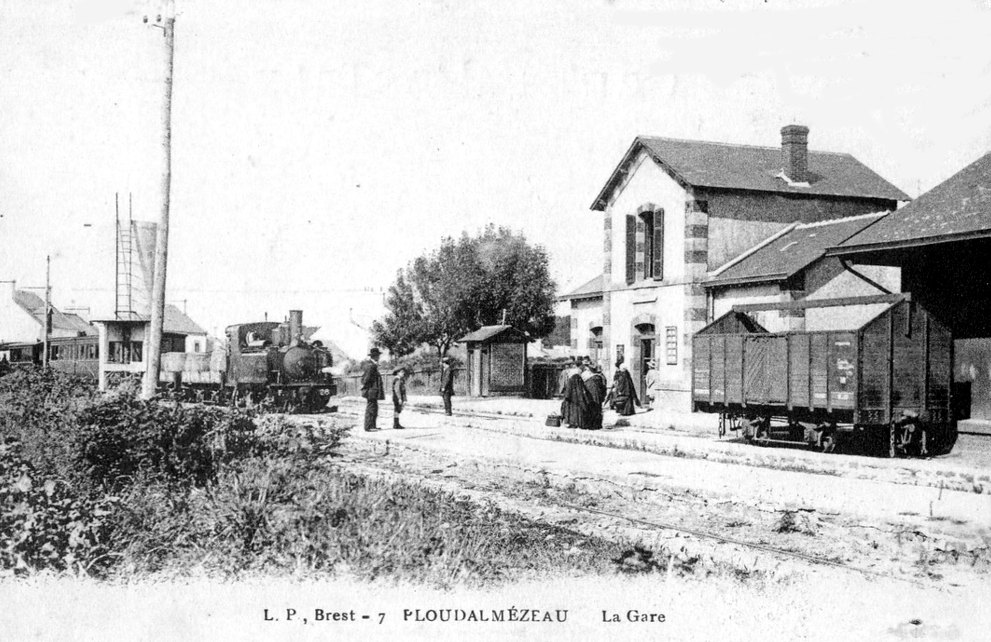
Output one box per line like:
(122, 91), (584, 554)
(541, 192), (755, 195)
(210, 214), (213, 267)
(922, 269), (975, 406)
(781, 124), (810, 183)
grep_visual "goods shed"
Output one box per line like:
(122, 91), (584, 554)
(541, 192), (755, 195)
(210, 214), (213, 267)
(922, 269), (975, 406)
(829, 151), (991, 429)
(457, 325), (529, 397)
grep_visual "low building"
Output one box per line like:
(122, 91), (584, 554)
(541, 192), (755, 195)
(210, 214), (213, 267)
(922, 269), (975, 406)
(457, 325), (529, 397)
(557, 274), (604, 364)
(93, 305), (208, 389)
(705, 212), (900, 332)
(0, 281), (96, 345)
(831, 151), (991, 428)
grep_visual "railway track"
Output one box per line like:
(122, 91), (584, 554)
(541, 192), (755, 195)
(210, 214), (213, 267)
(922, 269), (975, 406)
(336, 446), (937, 589)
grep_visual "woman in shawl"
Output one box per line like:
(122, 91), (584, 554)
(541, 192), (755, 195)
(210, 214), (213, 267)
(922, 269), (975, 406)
(612, 356), (640, 416)
(562, 360), (591, 428)
(581, 360), (607, 429)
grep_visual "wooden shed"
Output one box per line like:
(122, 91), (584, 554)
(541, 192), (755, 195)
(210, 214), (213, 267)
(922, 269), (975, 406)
(457, 325), (529, 397)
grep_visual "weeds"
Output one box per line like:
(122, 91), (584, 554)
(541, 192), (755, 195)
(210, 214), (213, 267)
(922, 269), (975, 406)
(0, 367), (627, 586)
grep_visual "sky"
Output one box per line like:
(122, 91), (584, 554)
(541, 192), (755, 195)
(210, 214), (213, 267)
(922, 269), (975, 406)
(2, 0), (991, 348)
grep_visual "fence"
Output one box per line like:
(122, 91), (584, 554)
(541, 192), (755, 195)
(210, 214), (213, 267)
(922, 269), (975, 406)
(337, 362), (569, 399)
(337, 367), (468, 398)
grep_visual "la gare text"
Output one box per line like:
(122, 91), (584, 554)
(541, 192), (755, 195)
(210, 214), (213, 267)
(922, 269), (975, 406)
(602, 610), (666, 623)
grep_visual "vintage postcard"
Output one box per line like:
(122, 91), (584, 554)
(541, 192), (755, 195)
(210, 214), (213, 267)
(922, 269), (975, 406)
(1, 1), (990, 640)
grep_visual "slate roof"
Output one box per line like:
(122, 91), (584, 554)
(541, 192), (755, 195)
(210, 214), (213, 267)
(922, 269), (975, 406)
(13, 290), (97, 336)
(706, 212), (888, 287)
(591, 136), (909, 210)
(94, 304), (207, 335)
(558, 274), (604, 301)
(831, 151), (991, 254)
(457, 325), (529, 343)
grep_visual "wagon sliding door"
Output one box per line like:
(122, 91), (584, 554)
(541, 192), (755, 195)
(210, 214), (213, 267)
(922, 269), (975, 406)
(743, 336), (787, 405)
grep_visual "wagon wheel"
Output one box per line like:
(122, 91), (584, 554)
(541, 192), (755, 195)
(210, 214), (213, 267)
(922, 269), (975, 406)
(818, 431), (836, 454)
(755, 421), (770, 447)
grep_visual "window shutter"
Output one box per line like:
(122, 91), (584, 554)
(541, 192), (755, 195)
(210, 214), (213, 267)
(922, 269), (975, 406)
(625, 215), (636, 284)
(653, 210), (664, 281)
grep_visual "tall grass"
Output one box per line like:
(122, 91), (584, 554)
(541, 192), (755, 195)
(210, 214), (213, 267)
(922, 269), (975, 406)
(0, 367), (623, 585)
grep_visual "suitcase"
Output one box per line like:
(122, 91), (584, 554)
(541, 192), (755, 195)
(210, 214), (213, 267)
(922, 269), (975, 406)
(545, 414), (562, 427)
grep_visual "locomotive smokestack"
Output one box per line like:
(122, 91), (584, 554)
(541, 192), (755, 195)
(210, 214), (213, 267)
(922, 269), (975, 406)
(289, 310), (303, 346)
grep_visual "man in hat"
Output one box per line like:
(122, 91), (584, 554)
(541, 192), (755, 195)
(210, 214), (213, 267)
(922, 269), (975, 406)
(361, 347), (385, 431)
(439, 355), (454, 416)
(392, 366), (408, 429)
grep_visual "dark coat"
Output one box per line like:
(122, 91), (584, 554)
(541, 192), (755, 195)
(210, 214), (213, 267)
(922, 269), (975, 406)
(613, 367), (639, 416)
(361, 360), (385, 401)
(581, 370), (607, 430)
(392, 377), (407, 405)
(562, 372), (591, 427)
(439, 363), (454, 394)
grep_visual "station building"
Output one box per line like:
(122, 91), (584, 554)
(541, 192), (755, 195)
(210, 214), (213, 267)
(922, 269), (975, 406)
(588, 125), (908, 410)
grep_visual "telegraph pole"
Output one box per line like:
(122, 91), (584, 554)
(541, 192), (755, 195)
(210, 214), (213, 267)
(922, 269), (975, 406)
(43, 255), (50, 369)
(142, 2), (176, 400)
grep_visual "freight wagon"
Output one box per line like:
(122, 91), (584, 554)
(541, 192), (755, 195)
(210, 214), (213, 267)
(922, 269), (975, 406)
(692, 294), (956, 457)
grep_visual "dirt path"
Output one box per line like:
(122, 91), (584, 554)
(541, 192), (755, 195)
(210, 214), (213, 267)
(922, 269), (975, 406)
(303, 405), (991, 592)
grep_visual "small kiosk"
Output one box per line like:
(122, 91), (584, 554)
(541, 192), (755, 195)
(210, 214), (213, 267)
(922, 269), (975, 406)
(458, 325), (529, 397)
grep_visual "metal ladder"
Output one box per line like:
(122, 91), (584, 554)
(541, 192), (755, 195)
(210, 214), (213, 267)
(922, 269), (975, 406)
(115, 193), (135, 319)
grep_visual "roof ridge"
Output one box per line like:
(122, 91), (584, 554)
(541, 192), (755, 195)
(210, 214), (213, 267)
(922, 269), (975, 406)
(795, 211), (888, 229)
(636, 135), (854, 157)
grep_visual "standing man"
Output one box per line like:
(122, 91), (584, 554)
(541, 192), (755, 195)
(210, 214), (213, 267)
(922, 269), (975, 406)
(644, 360), (660, 410)
(361, 347), (385, 431)
(392, 366), (408, 430)
(439, 355), (454, 416)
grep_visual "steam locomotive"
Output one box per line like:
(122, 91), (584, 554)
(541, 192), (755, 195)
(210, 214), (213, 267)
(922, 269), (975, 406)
(161, 310), (336, 413)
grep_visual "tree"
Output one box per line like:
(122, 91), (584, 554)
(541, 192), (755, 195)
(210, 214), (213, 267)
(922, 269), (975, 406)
(373, 225), (558, 357)
(370, 271), (425, 358)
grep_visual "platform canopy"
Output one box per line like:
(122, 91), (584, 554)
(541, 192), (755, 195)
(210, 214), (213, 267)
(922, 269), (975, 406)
(828, 152), (991, 339)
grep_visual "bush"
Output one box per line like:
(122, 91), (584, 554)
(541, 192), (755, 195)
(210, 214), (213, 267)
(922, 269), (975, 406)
(74, 396), (261, 492)
(0, 439), (118, 577)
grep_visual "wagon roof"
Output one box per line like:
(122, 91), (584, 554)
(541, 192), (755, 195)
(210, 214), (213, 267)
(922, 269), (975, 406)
(695, 310), (769, 335)
(706, 212), (887, 287)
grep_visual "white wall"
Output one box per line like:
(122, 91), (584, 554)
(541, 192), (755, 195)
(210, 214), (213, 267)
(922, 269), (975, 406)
(711, 284), (789, 332)
(185, 334), (207, 353)
(606, 151), (688, 287)
(0, 297), (42, 344)
(569, 297), (603, 355)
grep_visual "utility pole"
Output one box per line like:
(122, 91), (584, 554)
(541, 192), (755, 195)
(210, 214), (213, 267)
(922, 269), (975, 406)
(142, 2), (176, 400)
(43, 255), (50, 369)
